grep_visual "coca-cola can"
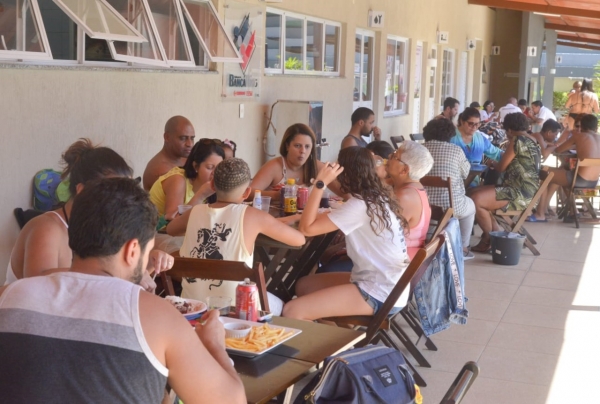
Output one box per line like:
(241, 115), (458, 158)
(236, 278), (258, 321)
(297, 186), (309, 210)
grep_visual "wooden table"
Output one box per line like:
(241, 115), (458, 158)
(235, 317), (365, 404)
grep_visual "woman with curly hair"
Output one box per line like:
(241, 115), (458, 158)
(283, 147), (410, 321)
(470, 113), (541, 252)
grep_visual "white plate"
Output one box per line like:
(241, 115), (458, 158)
(165, 296), (207, 320)
(219, 317), (302, 358)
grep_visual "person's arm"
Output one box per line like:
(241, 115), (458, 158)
(494, 137), (517, 172)
(166, 208), (193, 236)
(556, 133), (577, 154)
(250, 209), (306, 249)
(372, 126), (382, 141)
(394, 188), (420, 227)
(298, 163), (343, 236)
(482, 135), (503, 161)
(22, 224), (68, 279)
(316, 160), (347, 199)
(161, 175), (189, 220)
(565, 93), (575, 110)
(147, 250), (174, 276)
(592, 95), (599, 114)
(459, 153), (470, 179)
(186, 181), (214, 206)
(249, 159), (284, 200)
(341, 136), (359, 149)
(140, 296), (245, 404)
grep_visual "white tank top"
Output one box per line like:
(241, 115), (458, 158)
(179, 204), (252, 302)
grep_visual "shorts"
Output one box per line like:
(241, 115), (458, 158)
(354, 283), (403, 316)
(565, 170), (598, 188)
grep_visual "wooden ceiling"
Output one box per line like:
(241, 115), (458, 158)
(469, 0), (600, 49)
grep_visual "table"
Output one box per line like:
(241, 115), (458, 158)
(254, 207), (337, 302)
(464, 164), (486, 187)
(235, 317), (365, 404)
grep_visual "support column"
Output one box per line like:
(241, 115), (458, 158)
(518, 13), (545, 101)
(543, 30), (557, 108)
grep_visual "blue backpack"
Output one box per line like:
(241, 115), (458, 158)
(294, 345), (417, 404)
(33, 169), (62, 211)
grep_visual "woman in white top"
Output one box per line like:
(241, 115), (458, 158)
(6, 139), (172, 287)
(565, 78), (599, 130)
(480, 100), (496, 122)
(283, 147), (410, 321)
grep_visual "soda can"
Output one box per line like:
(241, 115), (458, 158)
(236, 278), (258, 321)
(297, 187), (309, 210)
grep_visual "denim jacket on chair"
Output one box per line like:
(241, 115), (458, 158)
(413, 218), (468, 336)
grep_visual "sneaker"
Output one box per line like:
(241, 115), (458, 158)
(463, 251), (475, 261)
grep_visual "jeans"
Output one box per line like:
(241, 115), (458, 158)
(456, 197), (476, 249)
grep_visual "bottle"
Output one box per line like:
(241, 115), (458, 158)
(284, 178), (298, 215)
(253, 190), (262, 210)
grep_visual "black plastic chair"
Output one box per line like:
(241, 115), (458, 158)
(440, 361), (480, 404)
(410, 133), (425, 143)
(390, 135), (405, 149)
(13, 208), (44, 230)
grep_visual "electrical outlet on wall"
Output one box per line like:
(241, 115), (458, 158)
(239, 104), (244, 119)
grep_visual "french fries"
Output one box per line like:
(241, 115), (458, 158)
(225, 324), (294, 352)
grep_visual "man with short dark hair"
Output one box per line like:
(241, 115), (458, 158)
(143, 116), (196, 190)
(0, 178), (245, 404)
(530, 100), (557, 133)
(531, 119), (562, 160)
(341, 107), (381, 149)
(436, 97), (460, 121)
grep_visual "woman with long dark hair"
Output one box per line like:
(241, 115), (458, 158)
(283, 147), (410, 320)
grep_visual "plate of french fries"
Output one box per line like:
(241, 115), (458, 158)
(220, 317), (302, 357)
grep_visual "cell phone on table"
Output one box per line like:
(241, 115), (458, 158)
(258, 310), (273, 322)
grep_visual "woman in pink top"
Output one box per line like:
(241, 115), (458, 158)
(387, 141), (434, 259)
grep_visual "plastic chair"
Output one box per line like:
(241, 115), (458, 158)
(410, 133), (425, 143)
(439, 361), (480, 404)
(390, 135), (405, 149)
(160, 258), (270, 312)
(13, 208), (44, 230)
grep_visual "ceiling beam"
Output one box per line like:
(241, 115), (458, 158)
(468, 0), (600, 19)
(557, 40), (600, 52)
(546, 23), (600, 36)
(557, 34), (600, 46)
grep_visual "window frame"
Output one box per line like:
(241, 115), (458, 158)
(383, 35), (409, 117)
(264, 8), (341, 77)
(440, 48), (455, 111)
(0, 0), (53, 61)
(353, 28), (375, 111)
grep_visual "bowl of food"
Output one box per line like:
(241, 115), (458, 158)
(224, 322), (252, 339)
(165, 296), (207, 320)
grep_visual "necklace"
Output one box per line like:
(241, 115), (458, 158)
(61, 204), (69, 226)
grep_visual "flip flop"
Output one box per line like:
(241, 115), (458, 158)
(525, 215), (548, 223)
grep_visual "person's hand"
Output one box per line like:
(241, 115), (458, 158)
(316, 162), (344, 186)
(195, 180), (214, 200)
(372, 126), (382, 140)
(277, 213), (302, 225)
(147, 250), (174, 276)
(139, 270), (157, 293)
(195, 309), (226, 351)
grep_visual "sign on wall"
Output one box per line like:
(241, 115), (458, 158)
(222, 1), (263, 99)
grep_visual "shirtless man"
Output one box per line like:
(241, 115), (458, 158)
(143, 116), (196, 190)
(531, 114), (600, 221)
(341, 107), (381, 149)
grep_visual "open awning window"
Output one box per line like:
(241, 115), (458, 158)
(52, 0), (146, 43)
(0, 0), (53, 60)
(180, 0), (241, 63)
(145, 0), (194, 67)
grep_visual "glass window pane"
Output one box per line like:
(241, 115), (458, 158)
(305, 20), (322, 71)
(324, 24), (338, 72)
(38, 0), (76, 60)
(385, 39), (395, 111)
(265, 12), (280, 69)
(284, 16), (303, 71)
(109, 0), (165, 63)
(354, 34), (361, 101)
(396, 41), (406, 112)
(146, 0), (190, 62)
(183, 11), (205, 66)
(52, 0), (145, 42)
(180, 0), (240, 62)
(362, 35), (372, 101)
(0, 0), (51, 57)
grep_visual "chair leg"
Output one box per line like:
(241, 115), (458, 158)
(523, 238), (540, 256)
(378, 330), (427, 387)
(389, 321), (432, 368)
(399, 308), (438, 351)
(571, 194), (580, 229)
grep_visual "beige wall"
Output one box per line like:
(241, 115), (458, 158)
(0, 0), (495, 284)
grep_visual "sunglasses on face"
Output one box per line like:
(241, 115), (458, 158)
(465, 121), (481, 129)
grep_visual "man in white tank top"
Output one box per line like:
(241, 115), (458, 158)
(0, 178), (245, 404)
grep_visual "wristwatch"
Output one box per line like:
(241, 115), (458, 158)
(315, 180), (325, 189)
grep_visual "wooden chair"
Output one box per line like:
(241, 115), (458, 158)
(565, 158), (600, 228)
(390, 135), (405, 149)
(429, 206), (454, 241)
(492, 169), (554, 256)
(439, 361), (480, 404)
(160, 258), (270, 312)
(410, 133), (425, 143)
(421, 175), (454, 209)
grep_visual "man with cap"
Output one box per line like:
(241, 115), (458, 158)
(167, 158), (306, 314)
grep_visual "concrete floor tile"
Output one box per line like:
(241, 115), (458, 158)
(502, 302), (570, 330)
(466, 296), (511, 322)
(465, 279), (520, 302)
(512, 286), (578, 309)
(432, 318), (498, 346)
(522, 271), (580, 291)
(419, 339), (485, 373)
(487, 322), (565, 355)
(464, 265), (527, 285)
(477, 346), (558, 385)
(461, 376), (549, 404)
(530, 258), (585, 276)
(416, 368), (458, 402)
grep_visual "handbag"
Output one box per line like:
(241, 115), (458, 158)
(294, 345), (417, 404)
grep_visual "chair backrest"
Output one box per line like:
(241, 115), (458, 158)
(570, 158), (600, 193)
(160, 258), (270, 312)
(410, 133), (424, 143)
(426, 206), (454, 243)
(501, 169), (553, 231)
(421, 175), (454, 208)
(364, 234), (445, 343)
(440, 361), (480, 404)
(390, 135), (405, 149)
(13, 208), (44, 230)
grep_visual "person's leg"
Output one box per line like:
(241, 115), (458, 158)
(456, 197), (476, 252)
(470, 186), (508, 251)
(295, 272), (352, 296)
(533, 168), (569, 220)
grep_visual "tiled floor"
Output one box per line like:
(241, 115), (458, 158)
(288, 212), (600, 403)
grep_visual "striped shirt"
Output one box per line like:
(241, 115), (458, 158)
(0, 272), (168, 403)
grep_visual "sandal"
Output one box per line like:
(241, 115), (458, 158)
(471, 239), (491, 253)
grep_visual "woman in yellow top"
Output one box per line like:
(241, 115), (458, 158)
(149, 139), (225, 220)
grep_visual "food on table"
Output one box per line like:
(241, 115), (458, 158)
(165, 296), (201, 315)
(225, 324), (293, 352)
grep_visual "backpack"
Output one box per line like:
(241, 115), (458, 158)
(33, 169), (62, 211)
(294, 345), (417, 404)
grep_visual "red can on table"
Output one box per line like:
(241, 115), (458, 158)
(297, 186), (309, 210)
(235, 278), (259, 321)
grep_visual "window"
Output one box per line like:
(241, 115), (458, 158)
(440, 48), (455, 109)
(384, 36), (409, 116)
(0, 0), (238, 70)
(265, 8), (340, 76)
(353, 29), (374, 110)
